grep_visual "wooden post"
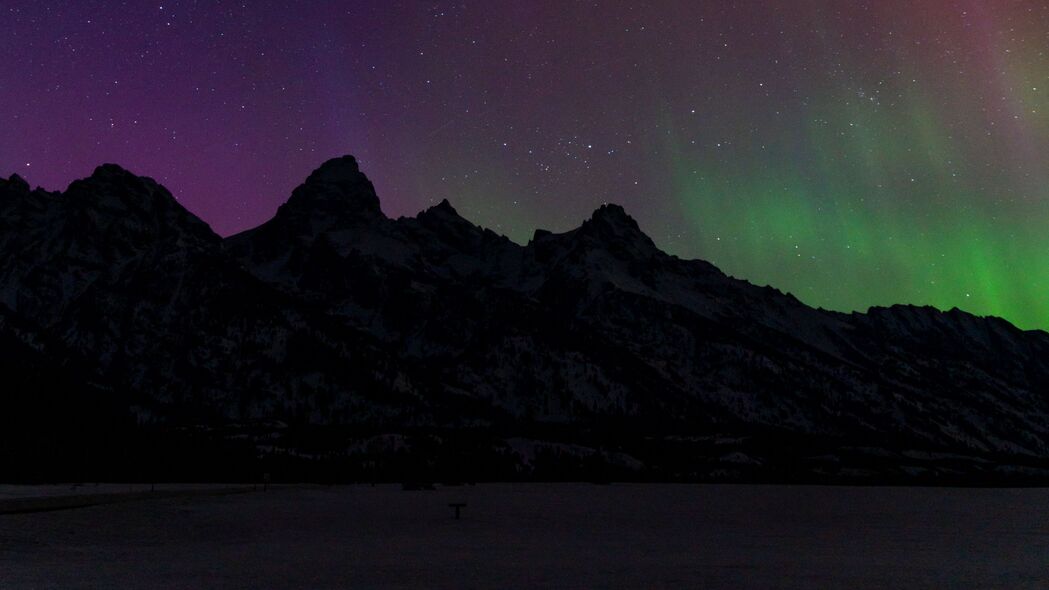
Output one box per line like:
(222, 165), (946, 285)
(448, 502), (466, 519)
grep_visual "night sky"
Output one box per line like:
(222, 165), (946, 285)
(3, 1), (1049, 329)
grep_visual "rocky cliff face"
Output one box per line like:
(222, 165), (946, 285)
(3, 157), (1049, 483)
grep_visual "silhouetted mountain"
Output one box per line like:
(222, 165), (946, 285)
(3, 158), (1049, 484)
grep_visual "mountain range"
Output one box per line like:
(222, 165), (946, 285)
(2, 155), (1048, 484)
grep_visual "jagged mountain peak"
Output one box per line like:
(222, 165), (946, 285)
(583, 203), (649, 237)
(431, 198), (456, 213)
(0, 164), (220, 254)
(567, 202), (657, 256)
(69, 163), (167, 200)
(76, 163), (174, 199)
(528, 203), (652, 249)
(867, 303), (972, 324)
(416, 198), (464, 224)
(2, 173), (31, 194)
(90, 162), (135, 178)
(408, 197), (518, 256)
(281, 154), (383, 220)
(590, 202), (633, 224)
(303, 155), (362, 186)
(864, 303), (1023, 338)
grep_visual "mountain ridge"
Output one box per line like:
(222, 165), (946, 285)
(3, 155), (1048, 484)
(9, 162), (1042, 334)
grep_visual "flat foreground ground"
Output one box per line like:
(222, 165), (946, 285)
(2, 483), (1048, 589)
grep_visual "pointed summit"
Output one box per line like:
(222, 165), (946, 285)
(1, 173), (30, 194)
(413, 198), (496, 250)
(588, 203), (639, 229)
(432, 198), (456, 213)
(0, 163), (218, 260)
(303, 155), (362, 186)
(90, 163), (134, 178)
(417, 198), (461, 222)
(578, 203), (655, 251)
(71, 163), (166, 200)
(527, 202), (658, 264)
(282, 155), (383, 219)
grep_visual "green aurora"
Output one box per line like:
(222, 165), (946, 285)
(7, 1), (1048, 328)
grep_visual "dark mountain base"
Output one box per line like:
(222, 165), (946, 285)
(8, 421), (1049, 486)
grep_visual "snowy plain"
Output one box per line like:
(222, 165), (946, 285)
(1, 483), (1048, 589)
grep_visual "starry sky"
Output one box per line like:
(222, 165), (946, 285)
(3, 1), (1049, 329)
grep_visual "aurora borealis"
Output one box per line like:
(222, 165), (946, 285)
(3, 1), (1049, 328)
